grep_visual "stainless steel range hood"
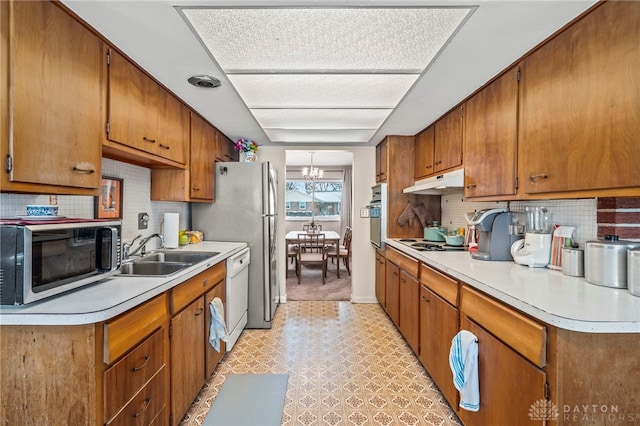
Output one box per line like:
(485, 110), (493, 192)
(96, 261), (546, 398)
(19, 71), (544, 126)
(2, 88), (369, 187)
(403, 168), (464, 195)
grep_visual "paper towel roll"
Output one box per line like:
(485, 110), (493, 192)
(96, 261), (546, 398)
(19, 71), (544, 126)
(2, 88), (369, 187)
(164, 213), (180, 248)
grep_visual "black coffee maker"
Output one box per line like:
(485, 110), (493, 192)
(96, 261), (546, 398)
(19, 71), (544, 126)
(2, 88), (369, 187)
(469, 208), (523, 261)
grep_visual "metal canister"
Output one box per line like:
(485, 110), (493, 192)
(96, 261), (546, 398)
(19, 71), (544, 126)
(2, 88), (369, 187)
(628, 249), (640, 297)
(562, 247), (584, 277)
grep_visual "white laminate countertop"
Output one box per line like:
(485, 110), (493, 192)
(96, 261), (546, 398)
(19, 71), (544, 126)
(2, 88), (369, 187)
(385, 239), (640, 334)
(0, 241), (247, 326)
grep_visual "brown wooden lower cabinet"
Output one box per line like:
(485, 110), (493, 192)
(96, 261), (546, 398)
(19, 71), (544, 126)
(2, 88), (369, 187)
(399, 269), (419, 353)
(460, 316), (546, 426)
(419, 285), (459, 409)
(0, 262), (229, 426)
(384, 260), (400, 326)
(374, 249), (386, 308)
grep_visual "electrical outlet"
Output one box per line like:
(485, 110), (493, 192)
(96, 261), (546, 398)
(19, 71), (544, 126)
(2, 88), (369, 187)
(360, 207), (370, 218)
(138, 212), (149, 230)
(49, 195), (58, 205)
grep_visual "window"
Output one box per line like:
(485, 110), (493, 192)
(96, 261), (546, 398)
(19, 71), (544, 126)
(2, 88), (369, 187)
(285, 180), (342, 219)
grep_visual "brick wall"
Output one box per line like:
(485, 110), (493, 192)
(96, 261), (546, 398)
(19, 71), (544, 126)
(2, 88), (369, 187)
(597, 197), (640, 240)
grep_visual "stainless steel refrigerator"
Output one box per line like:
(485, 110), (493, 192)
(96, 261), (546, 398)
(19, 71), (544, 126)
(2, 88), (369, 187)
(191, 161), (279, 329)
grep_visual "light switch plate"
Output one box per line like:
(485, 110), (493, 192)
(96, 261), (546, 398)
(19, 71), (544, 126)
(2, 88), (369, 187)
(360, 207), (370, 218)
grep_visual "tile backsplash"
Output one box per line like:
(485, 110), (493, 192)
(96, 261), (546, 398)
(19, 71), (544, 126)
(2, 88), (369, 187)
(0, 158), (189, 250)
(440, 190), (598, 245)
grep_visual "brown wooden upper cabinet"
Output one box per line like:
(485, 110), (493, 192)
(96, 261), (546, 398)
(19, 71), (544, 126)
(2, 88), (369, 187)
(107, 49), (188, 166)
(464, 67), (519, 198)
(414, 125), (435, 180)
(2, 1), (102, 194)
(375, 138), (388, 182)
(434, 106), (463, 173)
(519, 1), (640, 195)
(216, 134), (239, 162)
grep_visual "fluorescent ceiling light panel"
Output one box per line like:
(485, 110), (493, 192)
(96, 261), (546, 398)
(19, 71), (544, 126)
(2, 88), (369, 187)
(180, 6), (472, 144)
(252, 109), (391, 130)
(228, 74), (419, 108)
(264, 129), (377, 143)
(182, 8), (471, 73)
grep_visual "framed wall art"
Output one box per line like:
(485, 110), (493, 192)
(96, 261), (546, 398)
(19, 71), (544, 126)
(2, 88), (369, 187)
(95, 176), (123, 219)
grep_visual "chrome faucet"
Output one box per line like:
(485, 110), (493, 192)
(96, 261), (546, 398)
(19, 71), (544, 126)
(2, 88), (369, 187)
(127, 233), (165, 258)
(122, 234), (143, 260)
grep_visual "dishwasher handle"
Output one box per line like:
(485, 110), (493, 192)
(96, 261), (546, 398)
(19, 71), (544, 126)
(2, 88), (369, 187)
(227, 247), (251, 277)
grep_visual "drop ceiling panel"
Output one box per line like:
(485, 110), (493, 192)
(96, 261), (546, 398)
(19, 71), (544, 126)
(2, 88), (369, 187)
(228, 74), (420, 108)
(182, 8), (471, 73)
(264, 129), (377, 143)
(253, 109), (391, 129)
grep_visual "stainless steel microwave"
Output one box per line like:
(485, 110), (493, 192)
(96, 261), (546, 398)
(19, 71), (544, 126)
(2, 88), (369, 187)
(0, 220), (121, 305)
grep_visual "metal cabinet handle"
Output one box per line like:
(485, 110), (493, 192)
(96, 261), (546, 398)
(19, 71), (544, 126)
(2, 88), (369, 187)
(426, 165), (433, 169)
(143, 136), (156, 144)
(72, 166), (95, 174)
(131, 355), (150, 372)
(435, 160), (442, 165)
(192, 186), (200, 191)
(132, 398), (151, 418)
(466, 184), (477, 189)
(529, 174), (548, 182)
(194, 307), (204, 317)
(202, 279), (208, 287)
(159, 144), (170, 150)
(421, 295), (430, 303)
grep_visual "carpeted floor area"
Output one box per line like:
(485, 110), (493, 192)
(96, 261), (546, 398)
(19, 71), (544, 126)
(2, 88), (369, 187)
(179, 301), (461, 426)
(285, 262), (351, 301)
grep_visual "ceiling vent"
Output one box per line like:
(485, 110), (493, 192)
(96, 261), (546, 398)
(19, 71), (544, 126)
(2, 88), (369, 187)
(187, 75), (221, 88)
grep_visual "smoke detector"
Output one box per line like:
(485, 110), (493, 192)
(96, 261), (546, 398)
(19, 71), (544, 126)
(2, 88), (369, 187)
(187, 75), (221, 88)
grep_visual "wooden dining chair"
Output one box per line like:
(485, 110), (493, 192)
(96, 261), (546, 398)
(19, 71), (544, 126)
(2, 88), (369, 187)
(327, 227), (352, 278)
(295, 233), (328, 284)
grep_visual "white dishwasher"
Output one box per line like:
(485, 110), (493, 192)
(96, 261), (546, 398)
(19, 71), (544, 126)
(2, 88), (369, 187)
(226, 247), (250, 351)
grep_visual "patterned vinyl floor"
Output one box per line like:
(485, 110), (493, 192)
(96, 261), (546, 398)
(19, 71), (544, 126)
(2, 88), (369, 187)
(179, 301), (462, 426)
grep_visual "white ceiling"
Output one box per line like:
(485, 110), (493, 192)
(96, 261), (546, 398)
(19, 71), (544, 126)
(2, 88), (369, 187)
(62, 0), (596, 149)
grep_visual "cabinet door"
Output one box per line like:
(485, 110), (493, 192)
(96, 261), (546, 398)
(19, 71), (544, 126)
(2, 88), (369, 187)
(384, 260), (399, 326)
(108, 49), (156, 153)
(375, 251), (386, 308)
(8, 1), (102, 190)
(434, 106), (463, 173)
(376, 139), (388, 182)
(414, 126), (435, 180)
(464, 67), (519, 198)
(459, 317), (546, 426)
(190, 113), (216, 200)
(170, 297), (205, 426)
(155, 89), (188, 164)
(204, 281), (226, 378)
(399, 270), (419, 353)
(520, 1), (640, 194)
(216, 133), (238, 162)
(419, 286), (458, 409)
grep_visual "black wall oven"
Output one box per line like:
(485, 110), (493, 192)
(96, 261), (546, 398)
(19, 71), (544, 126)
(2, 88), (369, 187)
(0, 220), (121, 305)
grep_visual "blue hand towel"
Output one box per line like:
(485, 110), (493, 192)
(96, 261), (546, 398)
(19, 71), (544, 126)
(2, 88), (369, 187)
(449, 330), (480, 412)
(209, 297), (230, 352)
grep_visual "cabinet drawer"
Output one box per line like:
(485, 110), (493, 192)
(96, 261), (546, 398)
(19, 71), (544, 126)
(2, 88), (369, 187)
(104, 294), (168, 364)
(104, 328), (165, 422)
(386, 247), (419, 278)
(461, 286), (546, 367)
(420, 264), (458, 306)
(106, 366), (166, 426)
(171, 262), (226, 314)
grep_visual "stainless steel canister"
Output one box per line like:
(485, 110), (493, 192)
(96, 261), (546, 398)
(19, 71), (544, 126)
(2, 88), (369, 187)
(584, 236), (640, 288)
(562, 247), (584, 277)
(628, 249), (640, 297)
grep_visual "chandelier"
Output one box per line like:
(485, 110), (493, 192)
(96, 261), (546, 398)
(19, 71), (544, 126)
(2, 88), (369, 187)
(302, 153), (323, 180)
(302, 152), (323, 226)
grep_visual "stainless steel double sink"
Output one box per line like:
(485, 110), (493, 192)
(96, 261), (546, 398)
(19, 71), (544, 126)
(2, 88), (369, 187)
(119, 250), (220, 277)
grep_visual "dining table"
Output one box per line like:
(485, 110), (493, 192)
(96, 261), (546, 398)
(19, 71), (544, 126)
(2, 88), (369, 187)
(285, 230), (341, 268)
